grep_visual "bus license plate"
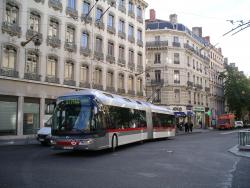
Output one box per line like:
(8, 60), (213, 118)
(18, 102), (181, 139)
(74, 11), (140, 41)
(63, 146), (73, 150)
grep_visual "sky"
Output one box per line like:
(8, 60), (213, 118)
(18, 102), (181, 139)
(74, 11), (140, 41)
(145, 0), (250, 76)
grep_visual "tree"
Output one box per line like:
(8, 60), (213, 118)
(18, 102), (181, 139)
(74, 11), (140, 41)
(221, 65), (250, 120)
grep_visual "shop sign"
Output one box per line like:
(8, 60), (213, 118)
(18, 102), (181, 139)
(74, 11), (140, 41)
(193, 107), (205, 112)
(173, 107), (182, 111)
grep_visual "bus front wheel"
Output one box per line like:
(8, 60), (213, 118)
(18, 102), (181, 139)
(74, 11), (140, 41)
(112, 134), (118, 152)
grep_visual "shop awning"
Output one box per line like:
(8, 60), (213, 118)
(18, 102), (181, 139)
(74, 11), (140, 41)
(187, 111), (194, 116)
(174, 112), (186, 117)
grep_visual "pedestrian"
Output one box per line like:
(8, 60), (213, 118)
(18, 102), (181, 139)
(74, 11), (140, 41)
(184, 121), (189, 132)
(189, 121), (193, 132)
(199, 120), (202, 129)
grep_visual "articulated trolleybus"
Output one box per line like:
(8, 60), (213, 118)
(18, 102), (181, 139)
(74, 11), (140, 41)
(51, 89), (175, 151)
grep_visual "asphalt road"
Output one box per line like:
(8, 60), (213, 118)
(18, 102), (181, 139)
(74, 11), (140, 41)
(0, 130), (249, 188)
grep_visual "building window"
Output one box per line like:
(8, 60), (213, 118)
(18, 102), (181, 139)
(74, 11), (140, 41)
(188, 91), (191, 103)
(137, 78), (143, 92)
(128, 75), (134, 90)
(174, 70), (180, 84)
(128, 49), (134, 63)
(48, 18), (59, 37)
(137, 6), (142, 18)
(80, 65), (88, 82)
(29, 12), (40, 32)
(119, 0), (125, 6)
(81, 32), (89, 49)
(5, 2), (19, 25)
(2, 45), (16, 70)
(173, 36), (179, 42)
(174, 89), (180, 103)
(25, 51), (39, 74)
(187, 72), (190, 81)
(107, 71), (114, 87)
(95, 37), (103, 52)
(119, 19), (125, 32)
(82, 1), (90, 15)
(96, 7), (103, 21)
(154, 53), (161, 64)
(137, 29), (142, 41)
(137, 53), (142, 66)
(108, 14), (114, 27)
(66, 26), (75, 43)
(154, 89), (161, 102)
(108, 41), (114, 56)
(193, 75), (195, 84)
(128, 1), (134, 12)
(67, 0), (76, 9)
(187, 56), (190, 66)
(64, 61), (74, 80)
(47, 56), (57, 76)
(119, 45), (125, 59)
(128, 24), (134, 38)
(174, 53), (180, 64)
(94, 68), (102, 84)
(118, 73), (124, 89)
(155, 70), (161, 81)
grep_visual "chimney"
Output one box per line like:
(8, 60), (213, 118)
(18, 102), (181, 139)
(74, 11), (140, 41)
(203, 36), (210, 43)
(150, 9), (156, 21)
(192, 27), (202, 37)
(218, 48), (222, 54)
(169, 14), (177, 23)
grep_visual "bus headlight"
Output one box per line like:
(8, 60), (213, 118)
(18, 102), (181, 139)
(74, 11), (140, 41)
(79, 139), (94, 145)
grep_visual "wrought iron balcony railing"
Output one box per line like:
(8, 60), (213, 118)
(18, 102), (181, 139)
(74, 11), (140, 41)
(64, 79), (76, 86)
(2, 22), (21, 37)
(66, 6), (78, 20)
(93, 83), (103, 90)
(106, 55), (116, 64)
(24, 72), (41, 81)
(80, 47), (91, 56)
(0, 68), (19, 78)
(64, 42), (77, 52)
(45, 76), (59, 84)
(48, 0), (63, 12)
(47, 36), (61, 48)
(79, 82), (90, 88)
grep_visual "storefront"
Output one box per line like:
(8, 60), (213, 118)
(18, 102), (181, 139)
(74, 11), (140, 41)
(193, 106), (205, 128)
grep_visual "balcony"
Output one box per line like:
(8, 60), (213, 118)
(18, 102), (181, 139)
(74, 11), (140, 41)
(80, 47), (91, 56)
(79, 82), (90, 88)
(118, 31), (126, 39)
(95, 21), (105, 30)
(2, 22), (21, 38)
(172, 42), (181, 47)
(137, 91), (143, 96)
(0, 68), (19, 78)
(66, 6), (78, 20)
(106, 54), (116, 64)
(64, 42), (77, 52)
(128, 90), (135, 96)
(151, 79), (164, 86)
(64, 79), (76, 86)
(137, 16), (143, 23)
(93, 83), (103, 90)
(118, 58), (126, 67)
(106, 86), (115, 93)
(137, 40), (143, 47)
(137, 65), (143, 73)
(195, 84), (203, 90)
(187, 81), (193, 87)
(117, 88), (125, 94)
(107, 25), (116, 35)
(118, 5), (126, 13)
(94, 51), (104, 61)
(24, 73), (41, 81)
(48, 0), (62, 12)
(128, 10), (135, 18)
(47, 36), (61, 48)
(108, 0), (116, 8)
(45, 76), (59, 84)
(128, 36), (135, 43)
(128, 62), (135, 71)
(81, 14), (92, 24)
(146, 41), (168, 49)
(26, 30), (43, 44)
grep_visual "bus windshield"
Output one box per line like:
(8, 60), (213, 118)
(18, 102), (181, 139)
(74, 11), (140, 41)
(52, 97), (95, 135)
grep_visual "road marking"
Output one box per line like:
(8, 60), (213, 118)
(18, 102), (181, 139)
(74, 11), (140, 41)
(220, 131), (238, 135)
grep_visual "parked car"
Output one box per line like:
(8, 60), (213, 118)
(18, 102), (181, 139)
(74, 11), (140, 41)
(37, 117), (52, 145)
(234, 121), (244, 128)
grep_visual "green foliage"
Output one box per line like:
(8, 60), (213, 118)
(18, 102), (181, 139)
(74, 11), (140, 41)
(222, 65), (250, 119)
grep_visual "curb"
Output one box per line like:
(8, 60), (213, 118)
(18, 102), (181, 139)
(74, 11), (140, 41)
(0, 138), (39, 146)
(228, 145), (250, 158)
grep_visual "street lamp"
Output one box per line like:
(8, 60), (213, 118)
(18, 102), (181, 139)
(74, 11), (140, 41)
(21, 33), (41, 47)
(84, 0), (99, 19)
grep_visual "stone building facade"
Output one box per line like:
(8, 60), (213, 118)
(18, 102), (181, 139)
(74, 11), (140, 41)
(0, 0), (147, 139)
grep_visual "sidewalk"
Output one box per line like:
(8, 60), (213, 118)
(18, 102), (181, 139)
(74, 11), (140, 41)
(176, 128), (212, 135)
(0, 137), (39, 146)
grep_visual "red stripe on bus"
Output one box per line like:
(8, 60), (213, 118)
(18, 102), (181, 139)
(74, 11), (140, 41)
(107, 127), (146, 133)
(56, 141), (79, 146)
